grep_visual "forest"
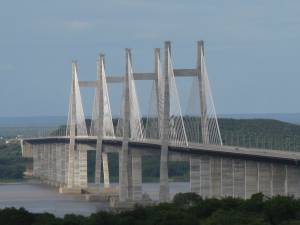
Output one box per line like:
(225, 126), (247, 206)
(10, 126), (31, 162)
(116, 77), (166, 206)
(1, 193), (300, 225)
(0, 142), (27, 181)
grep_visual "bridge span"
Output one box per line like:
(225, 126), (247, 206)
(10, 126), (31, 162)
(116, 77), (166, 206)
(22, 136), (300, 202)
(21, 41), (300, 204)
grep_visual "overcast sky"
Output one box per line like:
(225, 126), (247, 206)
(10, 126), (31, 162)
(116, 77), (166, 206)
(0, 0), (300, 117)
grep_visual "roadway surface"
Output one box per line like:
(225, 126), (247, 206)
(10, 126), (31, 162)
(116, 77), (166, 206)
(22, 136), (300, 165)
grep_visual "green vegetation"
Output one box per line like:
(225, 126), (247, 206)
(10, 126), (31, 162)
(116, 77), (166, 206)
(0, 142), (29, 181)
(2, 193), (300, 225)
(219, 118), (300, 150)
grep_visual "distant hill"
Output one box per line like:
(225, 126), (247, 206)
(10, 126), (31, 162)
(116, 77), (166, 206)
(0, 116), (67, 127)
(219, 118), (300, 136)
(1, 113), (300, 127)
(220, 113), (300, 125)
(218, 118), (300, 150)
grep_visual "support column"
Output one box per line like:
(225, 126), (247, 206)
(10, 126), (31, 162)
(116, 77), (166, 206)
(55, 143), (63, 185)
(119, 49), (131, 202)
(43, 144), (48, 181)
(272, 163), (285, 196)
(52, 144), (57, 185)
(200, 155), (211, 198)
(102, 152), (110, 189)
(73, 146), (80, 187)
(211, 156), (222, 198)
(61, 143), (69, 186)
(40, 144), (45, 180)
(95, 54), (105, 187)
(258, 162), (272, 197)
(79, 144), (87, 188)
(36, 144), (42, 178)
(233, 159), (245, 198)
(47, 144), (51, 182)
(190, 156), (201, 194)
(128, 151), (133, 200)
(197, 41), (209, 144)
(32, 145), (38, 177)
(131, 149), (142, 201)
(159, 41), (171, 202)
(221, 158), (234, 197)
(286, 165), (300, 198)
(245, 161), (258, 199)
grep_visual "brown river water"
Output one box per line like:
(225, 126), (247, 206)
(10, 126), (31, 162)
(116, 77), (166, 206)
(0, 182), (190, 217)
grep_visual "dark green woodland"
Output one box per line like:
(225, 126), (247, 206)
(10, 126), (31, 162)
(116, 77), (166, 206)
(1, 193), (300, 225)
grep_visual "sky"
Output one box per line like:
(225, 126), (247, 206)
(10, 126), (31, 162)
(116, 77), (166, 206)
(0, 0), (300, 117)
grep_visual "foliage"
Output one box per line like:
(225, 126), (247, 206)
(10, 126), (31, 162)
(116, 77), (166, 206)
(0, 143), (28, 180)
(2, 193), (300, 225)
(219, 118), (300, 150)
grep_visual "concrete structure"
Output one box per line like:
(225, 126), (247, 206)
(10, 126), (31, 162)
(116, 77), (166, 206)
(22, 137), (300, 200)
(21, 41), (300, 204)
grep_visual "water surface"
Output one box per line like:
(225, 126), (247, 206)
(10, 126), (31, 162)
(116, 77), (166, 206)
(0, 182), (190, 217)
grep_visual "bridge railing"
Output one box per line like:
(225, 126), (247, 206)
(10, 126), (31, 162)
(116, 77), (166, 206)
(3, 126), (300, 153)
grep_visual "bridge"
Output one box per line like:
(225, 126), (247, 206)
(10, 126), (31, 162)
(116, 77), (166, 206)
(21, 41), (300, 205)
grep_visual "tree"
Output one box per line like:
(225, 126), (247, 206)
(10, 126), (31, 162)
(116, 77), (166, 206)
(263, 196), (299, 225)
(0, 207), (34, 225)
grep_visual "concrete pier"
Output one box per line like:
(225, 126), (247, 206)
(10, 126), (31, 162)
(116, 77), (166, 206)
(258, 162), (272, 197)
(102, 152), (110, 189)
(159, 41), (171, 202)
(23, 139), (300, 202)
(245, 161), (258, 198)
(211, 157), (221, 198)
(131, 150), (142, 201)
(221, 158), (234, 196)
(233, 159), (245, 198)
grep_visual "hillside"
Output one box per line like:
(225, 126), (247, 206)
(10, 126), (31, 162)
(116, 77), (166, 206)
(219, 119), (300, 150)
(219, 118), (300, 136)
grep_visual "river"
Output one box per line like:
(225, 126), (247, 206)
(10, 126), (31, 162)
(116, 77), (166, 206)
(0, 182), (190, 217)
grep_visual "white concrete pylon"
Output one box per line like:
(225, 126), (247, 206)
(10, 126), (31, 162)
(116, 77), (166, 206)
(197, 41), (222, 146)
(66, 61), (87, 188)
(94, 54), (112, 188)
(91, 55), (115, 138)
(127, 51), (144, 140)
(119, 48), (131, 202)
(159, 41), (171, 202)
(67, 61), (88, 137)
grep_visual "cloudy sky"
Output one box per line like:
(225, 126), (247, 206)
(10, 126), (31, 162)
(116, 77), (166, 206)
(0, 0), (300, 117)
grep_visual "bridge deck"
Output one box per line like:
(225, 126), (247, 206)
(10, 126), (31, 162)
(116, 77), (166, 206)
(22, 136), (300, 164)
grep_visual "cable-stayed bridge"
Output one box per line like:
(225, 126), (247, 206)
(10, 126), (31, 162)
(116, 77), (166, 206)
(21, 41), (300, 205)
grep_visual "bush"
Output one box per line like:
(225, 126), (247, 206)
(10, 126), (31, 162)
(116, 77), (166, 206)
(1, 193), (300, 225)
